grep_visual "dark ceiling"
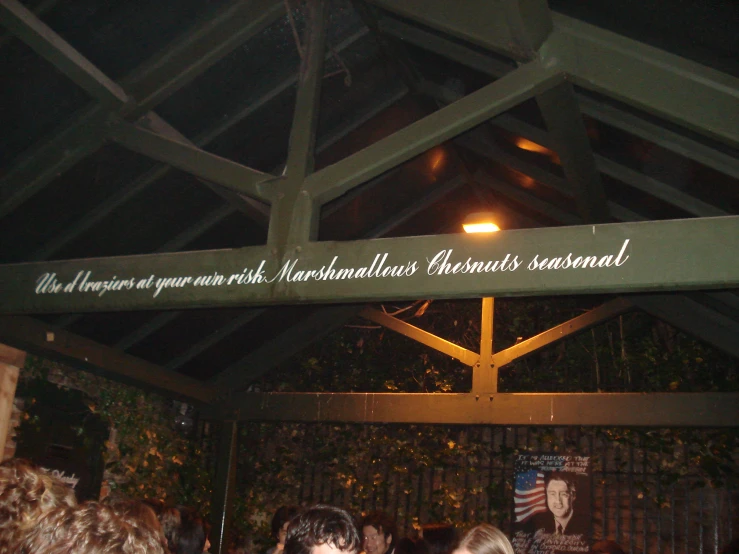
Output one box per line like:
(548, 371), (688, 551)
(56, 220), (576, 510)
(0, 0), (737, 404)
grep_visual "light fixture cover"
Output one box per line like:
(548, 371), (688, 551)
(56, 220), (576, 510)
(463, 212), (500, 233)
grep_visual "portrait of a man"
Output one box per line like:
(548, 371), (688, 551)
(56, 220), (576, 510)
(529, 471), (587, 536)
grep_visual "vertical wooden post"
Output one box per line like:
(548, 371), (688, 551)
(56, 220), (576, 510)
(472, 297), (497, 393)
(210, 417), (239, 554)
(0, 344), (25, 460)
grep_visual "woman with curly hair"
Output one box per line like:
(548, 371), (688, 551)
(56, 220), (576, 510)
(18, 500), (169, 554)
(0, 458), (77, 554)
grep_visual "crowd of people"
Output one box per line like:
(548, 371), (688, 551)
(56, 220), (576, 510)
(2, 458), (738, 554)
(0, 458), (210, 553)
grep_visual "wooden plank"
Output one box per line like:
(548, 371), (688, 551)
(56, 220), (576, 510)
(0, 316), (216, 403)
(0, 217), (738, 313)
(228, 391), (739, 427)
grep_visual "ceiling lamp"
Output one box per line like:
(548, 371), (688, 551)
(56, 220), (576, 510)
(463, 212), (500, 234)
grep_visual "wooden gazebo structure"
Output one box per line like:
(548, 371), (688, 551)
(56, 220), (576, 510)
(1, 0), (738, 550)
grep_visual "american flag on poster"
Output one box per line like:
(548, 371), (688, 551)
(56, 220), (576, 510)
(514, 470), (547, 522)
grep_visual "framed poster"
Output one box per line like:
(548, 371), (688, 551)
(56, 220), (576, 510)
(511, 453), (591, 554)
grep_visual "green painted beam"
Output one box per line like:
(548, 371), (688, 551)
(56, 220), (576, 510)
(535, 81), (609, 223)
(0, 315), (216, 404)
(368, 0), (551, 60)
(304, 61), (565, 206)
(458, 133), (644, 222)
(482, 110), (726, 219)
(360, 307), (479, 367)
(267, 0), (327, 247)
(474, 171), (581, 226)
(0, 0), (58, 49)
(382, 15), (739, 179)
(0, 107), (109, 219)
(32, 30), (373, 261)
(595, 158), (728, 218)
(575, 95), (739, 181)
(114, 311), (182, 351)
(228, 391), (739, 427)
(492, 297), (634, 368)
(547, 14), (739, 148)
(212, 305), (361, 390)
(633, 294), (739, 359)
(1, 217), (738, 314)
(0, 0), (285, 219)
(364, 175), (467, 238)
(165, 309), (264, 372)
(120, 0), (285, 119)
(108, 120), (276, 202)
(0, 0), (129, 108)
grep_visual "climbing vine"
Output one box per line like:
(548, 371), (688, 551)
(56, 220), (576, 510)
(17, 357), (213, 512)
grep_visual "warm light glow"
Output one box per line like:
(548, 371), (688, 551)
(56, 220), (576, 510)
(515, 137), (549, 154)
(514, 137), (560, 164)
(463, 222), (500, 233)
(519, 174), (536, 189)
(463, 212), (500, 234)
(430, 149), (445, 171)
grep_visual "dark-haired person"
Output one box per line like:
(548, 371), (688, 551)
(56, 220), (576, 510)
(176, 507), (211, 554)
(19, 501), (168, 554)
(269, 505), (302, 554)
(143, 500), (182, 553)
(0, 458), (77, 554)
(529, 472), (587, 536)
(362, 511), (397, 554)
(285, 504), (361, 554)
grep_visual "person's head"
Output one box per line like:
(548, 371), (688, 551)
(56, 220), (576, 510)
(0, 458), (77, 553)
(453, 524), (513, 554)
(102, 497), (163, 533)
(421, 523), (456, 554)
(361, 511), (396, 554)
(286, 504), (361, 554)
(176, 507), (210, 554)
(590, 540), (626, 554)
(18, 501), (167, 554)
(544, 472), (577, 520)
(272, 505), (302, 545)
(159, 506), (183, 552)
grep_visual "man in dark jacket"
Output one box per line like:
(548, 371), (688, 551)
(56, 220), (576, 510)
(529, 472), (587, 536)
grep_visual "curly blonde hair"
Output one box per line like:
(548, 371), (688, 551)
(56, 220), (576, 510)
(19, 501), (169, 554)
(0, 458), (77, 554)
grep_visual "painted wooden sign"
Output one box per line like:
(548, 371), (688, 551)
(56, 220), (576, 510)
(1, 216), (737, 314)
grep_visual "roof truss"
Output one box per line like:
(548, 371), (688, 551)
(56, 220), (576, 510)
(0, 0), (737, 431)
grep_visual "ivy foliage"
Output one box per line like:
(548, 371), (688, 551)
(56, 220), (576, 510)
(231, 297), (738, 545)
(17, 357), (213, 512)
(12, 296), (739, 548)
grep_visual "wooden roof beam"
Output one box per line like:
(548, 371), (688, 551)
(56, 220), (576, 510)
(1, 216), (738, 313)
(304, 61), (565, 206)
(0, 315), (217, 404)
(0, 0), (284, 218)
(380, 15), (739, 179)
(224, 390), (739, 427)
